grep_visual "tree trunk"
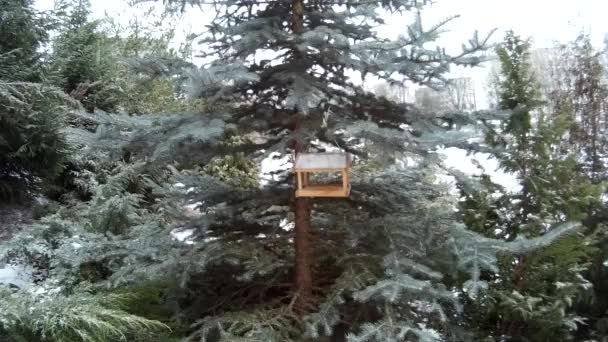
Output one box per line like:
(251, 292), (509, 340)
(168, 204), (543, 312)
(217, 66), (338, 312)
(291, 0), (312, 314)
(293, 112), (313, 314)
(504, 255), (527, 337)
(294, 193), (312, 313)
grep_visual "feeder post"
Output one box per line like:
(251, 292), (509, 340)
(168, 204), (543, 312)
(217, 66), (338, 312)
(297, 171), (304, 190)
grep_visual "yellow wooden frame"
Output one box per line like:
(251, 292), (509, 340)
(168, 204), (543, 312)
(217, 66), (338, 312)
(294, 153), (351, 198)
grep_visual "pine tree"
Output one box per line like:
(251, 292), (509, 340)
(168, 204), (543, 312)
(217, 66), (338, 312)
(51, 0), (99, 92)
(174, 0), (492, 315)
(103, 4), (197, 114)
(561, 35), (608, 182)
(49, 0), (123, 112)
(491, 31), (541, 235)
(0, 80), (71, 200)
(0, 1), (72, 201)
(460, 31), (603, 340)
(554, 35), (608, 341)
(0, 0), (49, 81)
(0, 2), (593, 341)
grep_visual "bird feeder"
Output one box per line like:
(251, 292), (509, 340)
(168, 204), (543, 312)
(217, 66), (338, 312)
(294, 152), (351, 198)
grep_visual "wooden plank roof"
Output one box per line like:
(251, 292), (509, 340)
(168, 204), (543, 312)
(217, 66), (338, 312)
(295, 153), (350, 171)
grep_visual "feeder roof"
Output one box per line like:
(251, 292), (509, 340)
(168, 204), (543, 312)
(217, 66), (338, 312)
(294, 153), (351, 171)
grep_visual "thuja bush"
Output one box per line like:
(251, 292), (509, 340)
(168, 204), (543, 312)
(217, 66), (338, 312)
(0, 82), (70, 201)
(204, 153), (259, 189)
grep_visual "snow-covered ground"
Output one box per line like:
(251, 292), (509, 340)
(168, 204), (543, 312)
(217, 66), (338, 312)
(0, 264), (32, 288)
(170, 228), (196, 245)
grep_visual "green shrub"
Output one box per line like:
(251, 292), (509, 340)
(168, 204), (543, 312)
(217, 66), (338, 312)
(120, 77), (210, 115)
(203, 153), (259, 189)
(0, 287), (170, 342)
(0, 83), (70, 200)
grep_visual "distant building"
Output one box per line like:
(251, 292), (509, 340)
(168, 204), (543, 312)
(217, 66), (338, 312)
(414, 87), (452, 113)
(370, 82), (413, 104)
(414, 77), (477, 114)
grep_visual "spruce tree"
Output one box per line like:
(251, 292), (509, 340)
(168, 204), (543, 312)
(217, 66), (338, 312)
(0, 2), (593, 341)
(176, 0), (492, 314)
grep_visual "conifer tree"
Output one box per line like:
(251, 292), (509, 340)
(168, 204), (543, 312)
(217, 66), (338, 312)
(490, 31), (541, 234)
(104, 4), (197, 114)
(51, 0), (101, 92)
(0, 2), (595, 341)
(0, 0), (49, 81)
(49, 0), (122, 111)
(176, 0), (492, 314)
(461, 31), (602, 341)
(561, 35), (608, 182)
(0, 1), (70, 200)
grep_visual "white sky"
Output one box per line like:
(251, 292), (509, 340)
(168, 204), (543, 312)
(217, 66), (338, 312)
(422, 0), (607, 49)
(36, 0), (608, 49)
(36, 0), (608, 108)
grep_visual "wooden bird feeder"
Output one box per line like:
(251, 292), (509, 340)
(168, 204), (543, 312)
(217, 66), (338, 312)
(294, 152), (351, 198)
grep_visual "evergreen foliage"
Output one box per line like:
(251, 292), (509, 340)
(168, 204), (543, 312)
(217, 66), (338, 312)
(47, 0), (197, 114)
(0, 0), (49, 82)
(51, 0), (103, 91)
(557, 35), (608, 182)
(106, 10), (198, 115)
(203, 153), (259, 189)
(458, 31), (604, 341)
(0, 286), (170, 342)
(49, 0), (123, 112)
(0, 81), (70, 200)
(2, 1), (608, 341)
(0, 1), (69, 200)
